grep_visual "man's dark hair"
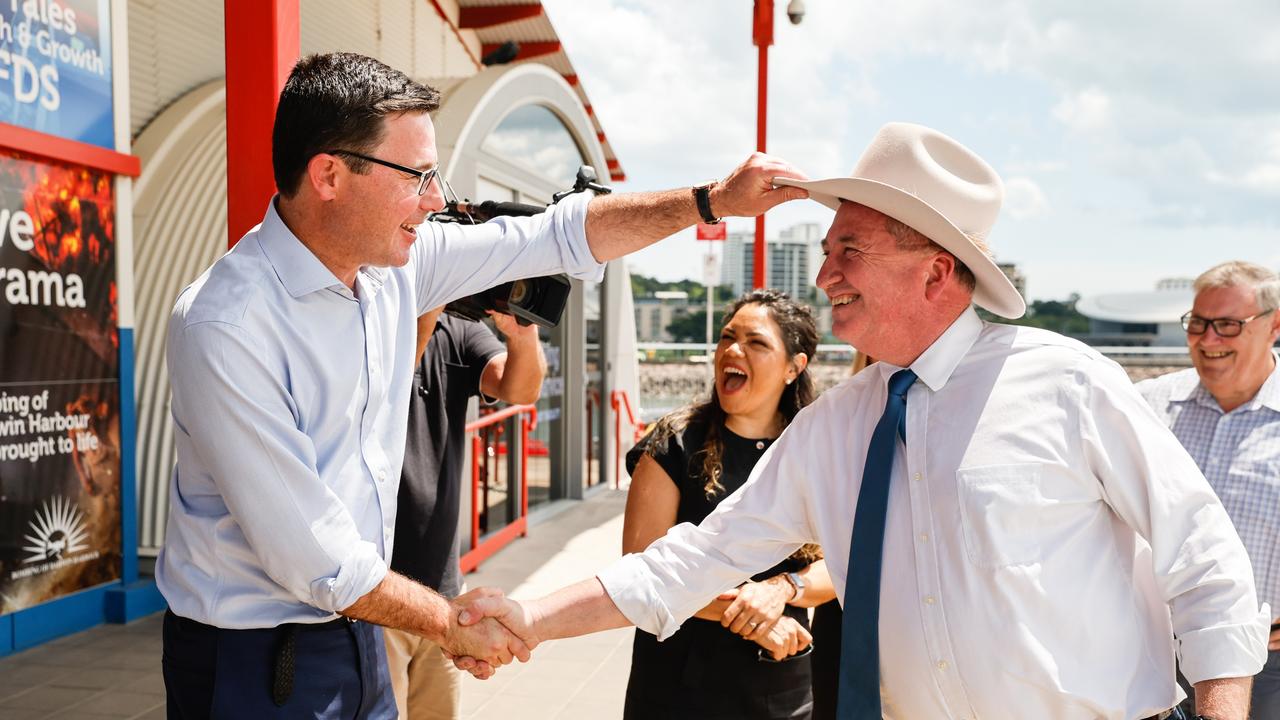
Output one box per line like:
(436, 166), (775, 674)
(272, 52), (441, 197)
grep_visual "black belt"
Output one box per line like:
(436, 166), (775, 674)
(273, 617), (354, 706)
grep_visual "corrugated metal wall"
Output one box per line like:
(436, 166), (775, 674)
(128, 0), (225, 138)
(131, 81), (228, 552)
(299, 0), (468, 79)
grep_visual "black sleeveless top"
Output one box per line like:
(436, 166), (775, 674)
(622, 415), (813, 719)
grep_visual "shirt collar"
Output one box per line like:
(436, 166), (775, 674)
(256, 198), (352, 299)
(877, 305), (984, 393)
(1249, 351), (1280, 413)
(359, 265), (388, 296)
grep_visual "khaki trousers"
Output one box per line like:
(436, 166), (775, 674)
(384, 626), (461, 719)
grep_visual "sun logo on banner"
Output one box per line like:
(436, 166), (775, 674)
(22, 496), (91, 564)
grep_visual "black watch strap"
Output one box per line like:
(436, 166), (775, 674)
(693, 183), (721, 224)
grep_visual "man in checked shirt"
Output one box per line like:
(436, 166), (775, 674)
(1139, 260), (1280, 717)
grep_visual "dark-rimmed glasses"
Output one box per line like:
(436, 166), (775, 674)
(328, 149), (438, 196)
(1180, 309), (1275, 337)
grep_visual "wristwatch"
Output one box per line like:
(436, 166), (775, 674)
(784, 571), (806, 602)
(692, 182), (721, 224)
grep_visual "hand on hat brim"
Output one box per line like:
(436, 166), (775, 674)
(713, 153), (810, 218)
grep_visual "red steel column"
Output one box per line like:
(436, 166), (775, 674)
(224, 0), (300, 248)
(752, 0), (774, 289)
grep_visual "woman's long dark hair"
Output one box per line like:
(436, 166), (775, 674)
(646, 289), (819, 499)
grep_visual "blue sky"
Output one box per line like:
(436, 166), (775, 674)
(541, 0), (1280, 302)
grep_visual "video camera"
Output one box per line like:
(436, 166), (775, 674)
(429, 166), (612, 329)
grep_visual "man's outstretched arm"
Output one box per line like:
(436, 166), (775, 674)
(582, 153), (807, 263)
(450, 579), (629, 675)
(341, 571), (533, 669)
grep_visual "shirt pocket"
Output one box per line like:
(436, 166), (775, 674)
(956, 463), (1047, 569)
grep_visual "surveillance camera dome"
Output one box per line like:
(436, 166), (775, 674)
(786, 0), (805, 24)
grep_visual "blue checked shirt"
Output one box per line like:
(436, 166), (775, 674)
(1138, 354), (1280, 617)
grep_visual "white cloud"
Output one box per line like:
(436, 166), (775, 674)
(541, 0), (1280, 296)
(1052, 88), (1111, 133)
(1003, 177), (1050, 219)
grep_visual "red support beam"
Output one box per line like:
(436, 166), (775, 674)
(563, 74), (579, 86)
(0, 122), (140, 177)
(224, 0), (299, 248)
(459, 4), (542, 29)
(480, 40), (561, 61)
(752, 0), (773, 289)
(753, 0), (775, 46)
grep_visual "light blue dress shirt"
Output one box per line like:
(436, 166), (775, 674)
(1138, 353), (1280, 617)
(157, 194), (601, 628)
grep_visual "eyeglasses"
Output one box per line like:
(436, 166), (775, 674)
(328, 149), (438, 196)
(1180, 309), (1275, 337)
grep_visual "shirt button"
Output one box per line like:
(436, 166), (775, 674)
(923, 595), (936, 605)
(937, 660), (949, 670)
(913, 472), (922, 481)
(919, 533), (929, 542)
(378, 470), (387, 483)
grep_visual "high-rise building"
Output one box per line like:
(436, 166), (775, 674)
(720, 223), (824, 303)
(998, 262), (1027, 303)
(721, 229), (755, 297)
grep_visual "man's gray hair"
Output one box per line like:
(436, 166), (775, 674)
(1193, 260), (1280, 312)
(882, 214), (983, 292)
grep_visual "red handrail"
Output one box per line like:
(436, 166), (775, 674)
(465, 403), (537, 433)
(461, 404), (538, 574)
(610, 390), (646, 488)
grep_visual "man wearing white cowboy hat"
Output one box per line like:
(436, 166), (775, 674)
(448, 123), (1270, 719)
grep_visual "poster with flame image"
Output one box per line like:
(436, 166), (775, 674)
(0, 151), (120, 614)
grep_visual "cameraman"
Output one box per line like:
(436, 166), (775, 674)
(385, 306), (545, 720)
(157, 51), (807, 718)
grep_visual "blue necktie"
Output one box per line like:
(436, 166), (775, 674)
(838, 368), (917, 719)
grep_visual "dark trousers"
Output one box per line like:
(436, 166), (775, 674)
(162, 610), (396, 719)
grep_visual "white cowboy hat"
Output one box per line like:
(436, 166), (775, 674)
(775, 122), (1026, 319)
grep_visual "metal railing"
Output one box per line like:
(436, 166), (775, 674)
(635, 342), (1194, 364)
(610, 390), (646, 488)
(459, 404), (537, 574)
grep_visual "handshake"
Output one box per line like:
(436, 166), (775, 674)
(437, 587), (540, 680)
(435, 575), (813, 680)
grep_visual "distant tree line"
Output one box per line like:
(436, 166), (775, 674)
(630, 274), (735, 304)
(979, 293), (1090, 336)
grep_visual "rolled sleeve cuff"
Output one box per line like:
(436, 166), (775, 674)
(548, 192), (605, 283)
(1178, 602), (1271, 684)
(308, 540), (388, 614)
(597, 555), (682, 641)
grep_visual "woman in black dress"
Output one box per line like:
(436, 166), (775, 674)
(622, 289), (836, 719)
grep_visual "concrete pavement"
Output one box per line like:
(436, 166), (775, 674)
(0, 488), (634, 719)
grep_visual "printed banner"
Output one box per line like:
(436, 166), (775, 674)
(0, 150), (119, 614)
(0, 0), (114, 148)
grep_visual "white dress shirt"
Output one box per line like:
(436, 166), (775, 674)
(158, 194), (602, 628)
(599, 307), (1269, 720)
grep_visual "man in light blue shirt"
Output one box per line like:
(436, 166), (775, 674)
(1139, 260), (1280, 717)
(157, 51), (808, 718)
